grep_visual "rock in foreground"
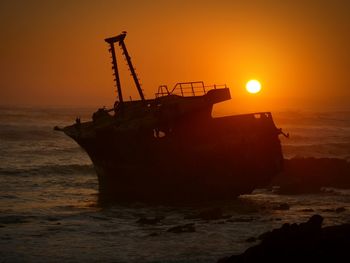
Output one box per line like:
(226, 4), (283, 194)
(273, 158), (350, 194)
(218, 215), (350, 262)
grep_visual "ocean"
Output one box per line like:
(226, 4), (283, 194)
(1, 107), (350, 263)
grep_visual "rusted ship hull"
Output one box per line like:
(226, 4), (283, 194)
(65, 112), (283, 201)
(57, 33), (285, 202)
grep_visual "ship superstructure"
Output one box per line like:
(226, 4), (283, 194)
(56, 32), (285, 201)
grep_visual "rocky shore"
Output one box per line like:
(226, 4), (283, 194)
(273, 158), (350, 194)
(218, 215), (350, 262)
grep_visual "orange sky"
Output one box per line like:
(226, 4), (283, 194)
(1, 0), (349, 113)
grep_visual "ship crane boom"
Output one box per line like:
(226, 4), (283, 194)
(105, 32), (145, 104)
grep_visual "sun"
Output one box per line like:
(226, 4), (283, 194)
(246, 80), (261, 94)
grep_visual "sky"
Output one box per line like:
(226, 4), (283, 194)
(1, 0), (349, 113)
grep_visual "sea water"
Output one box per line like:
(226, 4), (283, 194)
(1, 107), (350, 263)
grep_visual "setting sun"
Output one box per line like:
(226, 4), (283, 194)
(246, 80), (261, 94)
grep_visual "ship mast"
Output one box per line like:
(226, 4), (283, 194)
(105, 35), (123, 104)
(105, 32), (145, 104)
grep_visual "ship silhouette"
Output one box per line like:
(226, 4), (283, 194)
(55, 32), (285, 201)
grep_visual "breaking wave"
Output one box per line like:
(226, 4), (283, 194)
(283, 143), (350, 161)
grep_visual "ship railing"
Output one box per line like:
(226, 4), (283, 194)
(155, 81), (227, 98)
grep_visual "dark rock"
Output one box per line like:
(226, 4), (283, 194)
(218, 214), (350, 262)
(167, 223), (195, 233)
(136, 216), (164, 225)
(272, 158), (350, 194)
(306, 214), (323, 227)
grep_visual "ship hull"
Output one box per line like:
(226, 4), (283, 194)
(67, 112), (283, 202)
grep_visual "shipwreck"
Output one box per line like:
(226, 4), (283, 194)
(55, 32), (285, 201)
